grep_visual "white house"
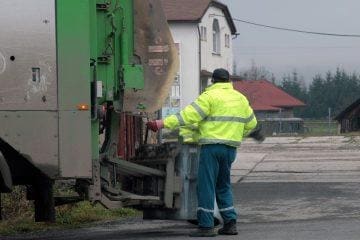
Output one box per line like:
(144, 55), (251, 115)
(160, 0), (237, 116)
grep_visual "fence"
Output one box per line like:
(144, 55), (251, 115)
(303, 120), (338, 135)
(259, 119), (338, 136)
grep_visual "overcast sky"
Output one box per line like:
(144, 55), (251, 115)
(221, 0), (360, 83)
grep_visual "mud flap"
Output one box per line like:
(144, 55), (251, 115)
(123, 0), (179, 113)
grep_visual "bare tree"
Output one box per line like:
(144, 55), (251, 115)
(239, 60), (274, 81)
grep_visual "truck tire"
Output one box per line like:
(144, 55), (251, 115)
(0, 154), (12, 193)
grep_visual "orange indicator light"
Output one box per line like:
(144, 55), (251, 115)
(77, 104), (90, 111)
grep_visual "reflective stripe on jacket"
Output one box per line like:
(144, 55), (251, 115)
(164, 82), (257, 147)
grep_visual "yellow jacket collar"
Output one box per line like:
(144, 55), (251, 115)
(206, 82), (233, 91)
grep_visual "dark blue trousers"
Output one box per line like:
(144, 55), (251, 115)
(197, 144), (237, 228)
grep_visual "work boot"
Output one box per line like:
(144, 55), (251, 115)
(187, 218), (221, 227)
(189, 228), (217, 237)
(218, 220), (238, 235)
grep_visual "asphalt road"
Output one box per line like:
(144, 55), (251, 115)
(3, 136), (360, 240)
(4, 182), (360, 240)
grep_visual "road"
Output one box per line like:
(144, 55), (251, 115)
(3, 136), (360, 240)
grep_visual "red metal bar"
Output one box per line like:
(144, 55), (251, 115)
(118, 113), (144, 160)
(118, 113), (127, 159)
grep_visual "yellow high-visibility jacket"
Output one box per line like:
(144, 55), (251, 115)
(179, 124), (199, 144)
(164, 82), (257, 147)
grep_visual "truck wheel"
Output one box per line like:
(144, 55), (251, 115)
(34, 178), (55, 222)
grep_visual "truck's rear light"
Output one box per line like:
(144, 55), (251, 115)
(76, 104), (89, 111)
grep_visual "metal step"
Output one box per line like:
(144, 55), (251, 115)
(104, 158), (166, 177)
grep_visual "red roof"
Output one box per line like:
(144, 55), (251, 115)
(161, 0), (211, 21)
(160, 0), (237, 34)
(232, 80), (306, 111)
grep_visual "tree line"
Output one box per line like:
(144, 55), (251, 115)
(279, 69), (360, 119)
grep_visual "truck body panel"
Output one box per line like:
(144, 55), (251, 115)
(0, 0), (93, 178)
(0, 0), (57, 110)
(0, 111), (58, 177)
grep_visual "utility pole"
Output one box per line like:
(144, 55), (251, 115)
(328, 108), (331, 134)
(279, 109), (282, 134)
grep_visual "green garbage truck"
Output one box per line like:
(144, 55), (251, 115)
(0, 0), (199, 222)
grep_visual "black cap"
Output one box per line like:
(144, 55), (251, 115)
(212, 68), (230, 83)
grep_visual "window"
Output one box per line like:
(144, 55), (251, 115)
(200, 26), (207, 41)
(225, 34), (230, 48)
(212, 19), (220, 54)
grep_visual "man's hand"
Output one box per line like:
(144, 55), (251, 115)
(249, 130), (265, 142)
(248, 124), (266, 143)
(146, 120), (164, 132)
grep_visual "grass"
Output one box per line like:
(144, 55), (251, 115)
(0, 187), (140, 236)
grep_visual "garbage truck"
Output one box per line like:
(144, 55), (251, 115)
(0, 0), (199, 222)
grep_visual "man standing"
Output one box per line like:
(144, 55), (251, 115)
(147, 68), (257, 237)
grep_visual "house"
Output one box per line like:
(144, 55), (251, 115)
(160, 0), (237, 117)
(334, 98), (360, 133)
(232, 79), (306, 135)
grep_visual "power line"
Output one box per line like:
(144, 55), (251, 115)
(233, 17), (360, 37)
(211, 14), (360, 37)
(238, 46), (359, 49)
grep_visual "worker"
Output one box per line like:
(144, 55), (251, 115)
(147, 68), (258, 237)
